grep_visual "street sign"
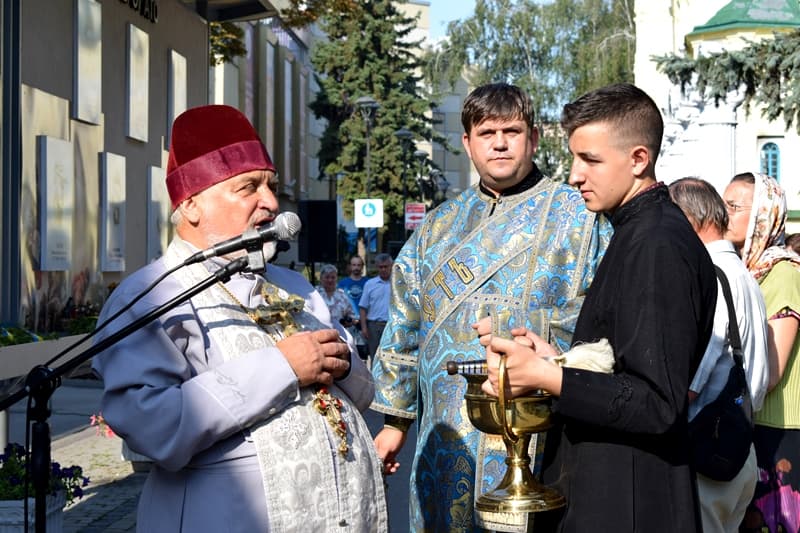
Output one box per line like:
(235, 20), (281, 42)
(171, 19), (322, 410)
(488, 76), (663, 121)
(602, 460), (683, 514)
(405, 202), (426, 230)
(354, 199), (384, 228)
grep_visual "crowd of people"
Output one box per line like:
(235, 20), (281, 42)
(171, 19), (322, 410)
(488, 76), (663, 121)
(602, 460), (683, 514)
(90, 82), (800, 533)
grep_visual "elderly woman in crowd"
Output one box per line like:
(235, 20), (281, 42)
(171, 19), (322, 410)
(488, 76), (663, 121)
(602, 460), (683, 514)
(724, 172), (800, 532)
(315, 263), (357, 329)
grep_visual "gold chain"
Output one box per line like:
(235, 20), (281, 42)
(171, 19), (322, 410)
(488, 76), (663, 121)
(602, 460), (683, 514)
(215, 279), (350, 456)
(216, 281), (258, 321)
(216, 280), (304, 336)
(217, 281), (258, 324)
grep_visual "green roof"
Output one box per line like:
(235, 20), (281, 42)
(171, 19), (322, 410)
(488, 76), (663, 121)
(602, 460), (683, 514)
(689, 0), (800, 37)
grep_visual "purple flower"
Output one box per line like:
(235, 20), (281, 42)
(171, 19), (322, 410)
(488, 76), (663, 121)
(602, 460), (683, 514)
(0, 441), (90, 505)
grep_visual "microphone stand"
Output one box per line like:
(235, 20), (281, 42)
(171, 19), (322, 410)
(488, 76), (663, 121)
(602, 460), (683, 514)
(0, 255), (252, 532)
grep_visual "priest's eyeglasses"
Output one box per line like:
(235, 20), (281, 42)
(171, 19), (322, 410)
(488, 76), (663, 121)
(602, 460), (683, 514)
(725, 200), (752, 213)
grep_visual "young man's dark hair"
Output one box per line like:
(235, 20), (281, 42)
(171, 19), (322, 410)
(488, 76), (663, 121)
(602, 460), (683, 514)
(561, 82), (664, 167)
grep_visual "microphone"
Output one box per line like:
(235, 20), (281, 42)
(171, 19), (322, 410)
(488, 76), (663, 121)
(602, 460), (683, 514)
(183, 211), (302, 266)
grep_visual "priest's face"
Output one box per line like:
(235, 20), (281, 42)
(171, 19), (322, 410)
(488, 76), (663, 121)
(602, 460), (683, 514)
(192, 169), (280, 258)
(567, 121), (650, 214)
(461, 117), (538, 195)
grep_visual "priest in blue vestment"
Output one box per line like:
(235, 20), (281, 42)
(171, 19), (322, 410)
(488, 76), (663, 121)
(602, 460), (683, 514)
(371, 83), (613, 532)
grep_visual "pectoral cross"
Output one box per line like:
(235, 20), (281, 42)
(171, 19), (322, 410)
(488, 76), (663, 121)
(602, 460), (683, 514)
(246, 281), (350, 457)
(247, 283), (306, 336)
(313, 386), (349, 456)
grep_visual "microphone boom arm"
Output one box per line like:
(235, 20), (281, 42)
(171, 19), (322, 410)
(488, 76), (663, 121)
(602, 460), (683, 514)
(0, 255), (251, 532)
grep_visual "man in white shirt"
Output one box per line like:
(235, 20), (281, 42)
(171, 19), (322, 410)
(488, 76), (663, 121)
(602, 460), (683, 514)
(669, 177), (769, 532)
(359, 253), (393, 360)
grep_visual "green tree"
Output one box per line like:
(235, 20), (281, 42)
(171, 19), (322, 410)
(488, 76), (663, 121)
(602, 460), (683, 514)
(424, 0), (635, 177)
(654, 29), (800, 133)
(208, 22), (247, 66)
(309, 0), (451, 244)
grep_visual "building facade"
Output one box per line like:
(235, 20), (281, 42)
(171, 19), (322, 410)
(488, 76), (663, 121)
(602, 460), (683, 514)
(0, 0), (303, 330)
(0, 0), (473, 330)
(635, 0), (800, 231)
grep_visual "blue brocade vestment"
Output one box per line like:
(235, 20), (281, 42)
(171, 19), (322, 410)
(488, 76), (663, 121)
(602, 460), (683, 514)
(372, 175), (612, 532)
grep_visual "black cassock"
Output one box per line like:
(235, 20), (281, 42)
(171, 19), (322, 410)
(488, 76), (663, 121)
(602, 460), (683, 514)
(539, 184), (717, 533)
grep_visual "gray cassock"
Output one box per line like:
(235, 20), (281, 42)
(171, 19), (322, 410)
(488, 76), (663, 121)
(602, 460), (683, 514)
(92, 237), (387, 532)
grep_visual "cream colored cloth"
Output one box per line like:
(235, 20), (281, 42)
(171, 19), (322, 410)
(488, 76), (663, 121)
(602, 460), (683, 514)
(552, 338), (615, 373)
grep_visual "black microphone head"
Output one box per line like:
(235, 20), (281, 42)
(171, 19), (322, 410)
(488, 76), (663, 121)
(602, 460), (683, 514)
(274, 212), (302, 240)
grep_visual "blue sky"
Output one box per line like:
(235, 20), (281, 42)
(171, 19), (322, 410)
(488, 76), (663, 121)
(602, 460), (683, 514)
(428, 0), (476, 40)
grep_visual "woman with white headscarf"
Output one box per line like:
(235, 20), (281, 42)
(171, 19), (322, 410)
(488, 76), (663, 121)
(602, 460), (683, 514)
(723, 172), (800, 532)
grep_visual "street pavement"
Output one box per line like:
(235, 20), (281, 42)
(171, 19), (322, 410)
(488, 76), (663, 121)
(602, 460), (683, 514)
(6, 378), (415, 532)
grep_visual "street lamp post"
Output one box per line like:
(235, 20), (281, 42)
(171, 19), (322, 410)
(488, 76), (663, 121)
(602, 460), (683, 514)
(394, 128), (413, 237)
(355, 96), (379, 268)
(413, 149), (428, 203)
(355, 96), (380, 197)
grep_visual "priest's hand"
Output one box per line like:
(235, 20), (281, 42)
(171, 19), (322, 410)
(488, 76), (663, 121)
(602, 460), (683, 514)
(374, 426), (407, 476)
(277, 329), (350, 386)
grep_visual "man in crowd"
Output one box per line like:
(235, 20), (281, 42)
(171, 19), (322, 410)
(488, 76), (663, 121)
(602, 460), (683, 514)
(480, 83), (717, 532)
(359, 252), (393, 361)
(339, 254), (368, 359)
(371, 82), (612, 532)
(669, 177), (768, 531)
(91, 105), (387, 532)
(339, 254), (367, 313)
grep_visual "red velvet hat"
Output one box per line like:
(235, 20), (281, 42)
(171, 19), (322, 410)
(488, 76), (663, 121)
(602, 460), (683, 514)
(166, 105), (275, 210)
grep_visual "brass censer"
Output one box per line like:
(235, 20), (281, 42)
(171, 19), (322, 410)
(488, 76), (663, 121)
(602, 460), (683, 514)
(447, 356), (565, 513)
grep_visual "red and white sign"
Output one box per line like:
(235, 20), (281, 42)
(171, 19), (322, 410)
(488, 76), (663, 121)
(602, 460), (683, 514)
(405, 202), (426, 230)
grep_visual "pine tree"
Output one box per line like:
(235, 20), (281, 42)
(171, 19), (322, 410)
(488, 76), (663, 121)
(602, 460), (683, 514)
(654, 29), (800, 133)
(310, 0), (450, 243)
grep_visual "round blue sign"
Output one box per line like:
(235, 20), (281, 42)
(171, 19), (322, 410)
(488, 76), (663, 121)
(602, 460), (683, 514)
(361, 202), (376, 217)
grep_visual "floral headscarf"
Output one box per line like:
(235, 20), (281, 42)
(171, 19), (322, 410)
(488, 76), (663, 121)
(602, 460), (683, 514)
(741, 172), (800, 282)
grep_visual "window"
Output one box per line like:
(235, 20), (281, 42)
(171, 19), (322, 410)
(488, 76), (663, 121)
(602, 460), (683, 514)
(760, 142), (780, 182)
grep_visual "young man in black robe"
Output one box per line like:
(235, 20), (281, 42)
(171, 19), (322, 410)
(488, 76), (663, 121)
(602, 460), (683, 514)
(478, 83), (717, 532)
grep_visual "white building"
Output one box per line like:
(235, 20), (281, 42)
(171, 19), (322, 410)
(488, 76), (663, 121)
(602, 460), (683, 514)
(635, 0), (800, 230)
